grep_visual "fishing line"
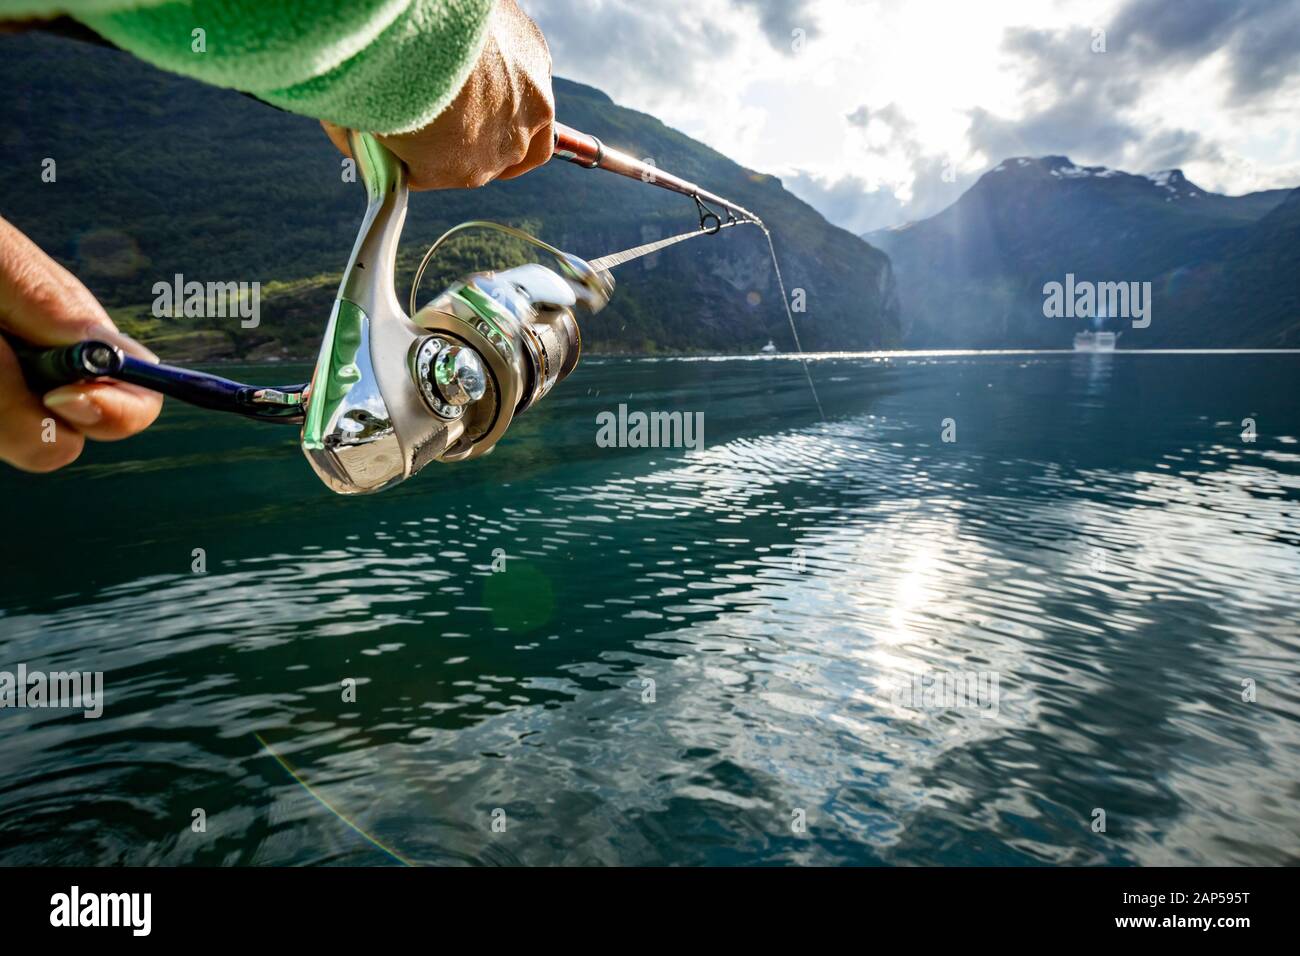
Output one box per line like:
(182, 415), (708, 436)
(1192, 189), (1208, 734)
(408, 214), (825, 420)
(587, 221), (743, 272)
(756, 223), (825, 420)
(591, 216), (825, 421)
(549, 126), (826, 419)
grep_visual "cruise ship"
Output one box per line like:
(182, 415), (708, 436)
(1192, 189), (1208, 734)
(1073, 330), (1118, 351)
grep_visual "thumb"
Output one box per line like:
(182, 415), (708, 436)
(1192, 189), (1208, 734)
(320, 120), (354, 163)
(0, 216), (162, 450)
(0, 216), (155, 361)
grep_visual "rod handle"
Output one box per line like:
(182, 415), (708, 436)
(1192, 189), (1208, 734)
(2, 332), (124, 393)
(2, 331), (307, 424)
(553, 123), (602, 167)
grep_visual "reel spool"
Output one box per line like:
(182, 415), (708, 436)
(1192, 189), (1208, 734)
(411, 225), (612, 463)
(301, 133), (612, 495)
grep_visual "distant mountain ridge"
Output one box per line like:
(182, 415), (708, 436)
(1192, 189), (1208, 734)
(0, 33), (899, 358)
(867, 154), (1297, 348)
(1153, 186), (1300, 347)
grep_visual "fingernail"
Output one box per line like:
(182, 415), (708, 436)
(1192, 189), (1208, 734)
(88, 325), (159, 364)
(44, 389), (103, 427)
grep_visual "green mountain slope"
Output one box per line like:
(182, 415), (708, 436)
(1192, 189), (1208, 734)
(1148, 188), (1300, 347)
(866, 156), (1295, 348)
(0, 33), (898, 359)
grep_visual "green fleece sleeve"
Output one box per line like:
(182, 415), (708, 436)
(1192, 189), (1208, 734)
(0, 0), (495, 134)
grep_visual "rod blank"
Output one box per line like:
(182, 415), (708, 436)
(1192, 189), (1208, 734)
(553, 123), (760, 225)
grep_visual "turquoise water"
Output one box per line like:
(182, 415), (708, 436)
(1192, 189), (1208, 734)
(0, 352), (1297, 865)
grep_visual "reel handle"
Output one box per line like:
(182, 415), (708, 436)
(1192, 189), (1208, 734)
(1, 331), (306, 422)
(3, 333), (124, 393)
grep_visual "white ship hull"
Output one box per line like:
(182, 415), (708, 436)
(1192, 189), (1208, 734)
(1074, 331), (1117, 352)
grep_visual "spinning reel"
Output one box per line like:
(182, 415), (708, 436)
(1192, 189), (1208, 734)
(300, 132), (612, 493)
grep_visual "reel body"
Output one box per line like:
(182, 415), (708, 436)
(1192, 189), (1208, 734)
(301, 133), (612, 495)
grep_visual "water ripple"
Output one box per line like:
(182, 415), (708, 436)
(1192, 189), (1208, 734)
(1, 353), (1297, 864)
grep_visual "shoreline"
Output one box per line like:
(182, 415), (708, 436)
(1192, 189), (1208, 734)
(182, 346), (1300, 365)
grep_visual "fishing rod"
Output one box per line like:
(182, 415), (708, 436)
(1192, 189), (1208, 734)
(6, 123), (777, 494)
(554, 123), (759, 229)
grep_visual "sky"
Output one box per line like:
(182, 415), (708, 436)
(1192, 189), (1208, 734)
(521, 0), (1300, 235)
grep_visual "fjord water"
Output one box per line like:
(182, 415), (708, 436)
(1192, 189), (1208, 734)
(1, 352), (1297, 866)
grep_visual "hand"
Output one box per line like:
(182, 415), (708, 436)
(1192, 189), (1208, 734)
(0, 216), (162, 473)
(322, 0), (555, 190)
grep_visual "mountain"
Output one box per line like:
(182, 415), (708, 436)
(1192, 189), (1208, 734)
(866, 155), (1296, 348)
(0, 33), (899, 359)
(1151, 187), (1300, 346)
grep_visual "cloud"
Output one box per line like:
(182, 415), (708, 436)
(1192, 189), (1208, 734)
(784, 171), (907, 236)
(1141, 129), (1225, 171)
(783, 99), (978, 234)
(732, 0), (821, 52)
(1109, 0), (1300, 101)
(788, 128), (976, 236)
(523, 0), (740, 103)
(974, 1), (1300, 175)
(846, 102), (912, 136)
(786, 165), (973, 237)
(523, 0), (815, 98)
(966, 24), (1224, 176)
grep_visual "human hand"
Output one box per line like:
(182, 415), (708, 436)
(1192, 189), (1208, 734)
(0, 216), (162, 472)
(322, 0), (555, 190)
